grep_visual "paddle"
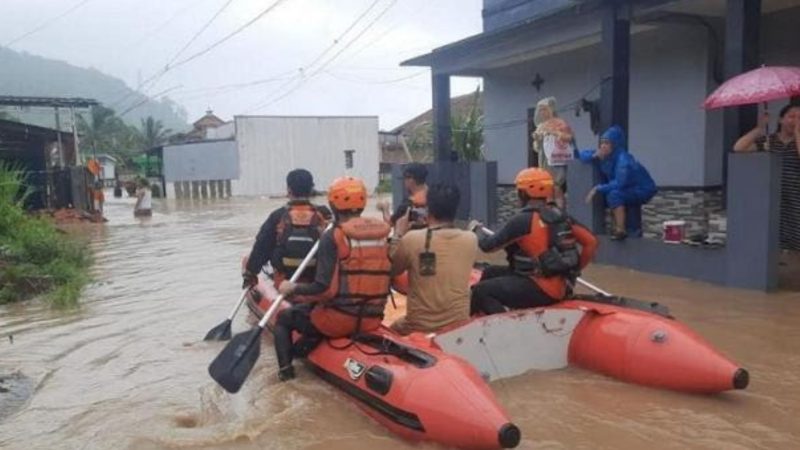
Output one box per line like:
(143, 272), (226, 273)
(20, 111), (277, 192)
(477, 226), (612, 297)
(208, 223), (332, 393)
(204, 288), (252, 341)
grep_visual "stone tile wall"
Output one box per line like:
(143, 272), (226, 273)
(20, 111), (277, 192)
(495, 185), (727, 242)
(641, 188), (725, 240)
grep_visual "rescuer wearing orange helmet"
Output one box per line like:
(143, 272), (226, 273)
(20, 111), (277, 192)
(468, 168), (598, 315)
(273, 176), (392, 381)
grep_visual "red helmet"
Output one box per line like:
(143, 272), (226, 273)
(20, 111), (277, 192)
(515, 168), (554, 199)
(328, 177), (367, 212)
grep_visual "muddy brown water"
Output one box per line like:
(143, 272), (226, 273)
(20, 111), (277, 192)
(1, 194), (799, 449)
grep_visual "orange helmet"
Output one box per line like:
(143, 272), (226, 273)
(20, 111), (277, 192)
(328, 176), (367, 212)
(515, 168), (554, 199)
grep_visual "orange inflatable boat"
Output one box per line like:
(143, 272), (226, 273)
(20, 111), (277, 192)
(246, 281), (521, 450)
(425, 268), (748, 394)
(241, 264), (745, 448)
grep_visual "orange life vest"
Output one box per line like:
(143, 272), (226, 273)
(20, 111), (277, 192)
(87, 159), (101, 176)
(326, 217), (392, 319)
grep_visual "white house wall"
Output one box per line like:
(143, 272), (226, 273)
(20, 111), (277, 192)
(99, 162), (115, 181)
(232, 116), (379, 197)
(206, 122), (235, 140)
(484, 23), (714, 186)
(628, 23), (713, 187)
(162, 140), (239, 182)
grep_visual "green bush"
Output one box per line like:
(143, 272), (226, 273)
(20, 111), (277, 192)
(0, 162), (91, 306)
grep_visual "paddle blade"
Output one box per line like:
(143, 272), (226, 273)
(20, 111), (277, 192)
(203, 319), (233, 341)
(208, 327), (263, 393)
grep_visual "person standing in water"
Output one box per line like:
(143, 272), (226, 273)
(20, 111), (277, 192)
(133, 178), (152, 217)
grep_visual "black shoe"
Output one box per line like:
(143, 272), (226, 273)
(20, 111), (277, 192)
(292, 335), (322, 358)
(278, 365), (295, 382)
(610, 230), (627, 241)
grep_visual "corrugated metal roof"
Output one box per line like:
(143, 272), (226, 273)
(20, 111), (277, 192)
(0, 96), (98, 108)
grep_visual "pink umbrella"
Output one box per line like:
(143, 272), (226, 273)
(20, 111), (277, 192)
(703, 65), (800, 109)
(704, 66), (800, 149)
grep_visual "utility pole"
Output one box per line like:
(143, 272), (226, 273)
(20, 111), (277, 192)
(70, 107), (81, 164)
(54, 106), (64, 167)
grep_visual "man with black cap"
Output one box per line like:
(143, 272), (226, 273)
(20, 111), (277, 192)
(242, 169), (331, 290)
(376, 162), (429, 237)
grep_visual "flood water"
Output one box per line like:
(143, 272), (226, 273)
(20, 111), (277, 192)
(1, 193), (799, 449)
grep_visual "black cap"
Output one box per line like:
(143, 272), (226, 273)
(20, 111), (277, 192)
(402, 163), (427, 184)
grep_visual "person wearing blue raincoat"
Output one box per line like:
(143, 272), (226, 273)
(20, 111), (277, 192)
(579, 125), (657, 240)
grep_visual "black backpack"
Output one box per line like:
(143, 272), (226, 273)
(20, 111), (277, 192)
(271, 204), (327, 277)
(512, 206), (581, 279)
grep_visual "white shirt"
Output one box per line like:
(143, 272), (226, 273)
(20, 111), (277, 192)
(137, 188), (152, 210)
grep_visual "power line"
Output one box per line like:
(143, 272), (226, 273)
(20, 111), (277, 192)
(302, 0), (381, 72)
(247, 0), (398, 113)
(119, 85), (182, 117)
(5, 0), (93, 47)
(123, 0), (212, 52)
(242, 0), (384, 113)
(114, 0), (289, 117)
(167, 0), (237, 68)
(334, 0), (432, 66)
(172, 0), (289, 68)
(171, 70), (296, 95)
(169, 73), (296, 102)
(307, 0), (398, 79)
(333, 66), (422, 71)
(322, 69), (427, 85)
(112, 0), (237, 108)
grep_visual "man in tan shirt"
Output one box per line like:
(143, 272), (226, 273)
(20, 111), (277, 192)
(390, 183), (478, 335)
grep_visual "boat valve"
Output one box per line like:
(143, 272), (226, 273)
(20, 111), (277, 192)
(650, 330), (668, 343)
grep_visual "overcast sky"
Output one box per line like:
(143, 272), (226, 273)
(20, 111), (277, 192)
(2, 0), (484, 129)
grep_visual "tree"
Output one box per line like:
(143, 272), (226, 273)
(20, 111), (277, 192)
(406, 122), (433, 163)
(138, 116), (172, 151)
(401, 87), (484, 163)
(0, 110), (19, 122)
(77, 105), (141, 166)
(450, 87), (484, 162)
(78, 105), (124, 155)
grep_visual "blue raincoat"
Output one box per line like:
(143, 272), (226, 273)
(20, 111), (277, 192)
(578, 125), (657, 209)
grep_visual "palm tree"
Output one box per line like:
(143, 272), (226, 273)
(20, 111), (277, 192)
(77, 105), (126, 156)
(139, 116), (172, 151)
(402, 88), (484, 163)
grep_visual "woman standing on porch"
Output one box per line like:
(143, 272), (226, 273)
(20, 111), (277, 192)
(531, 97), (574, 208)
(734, 104), (800, 251)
